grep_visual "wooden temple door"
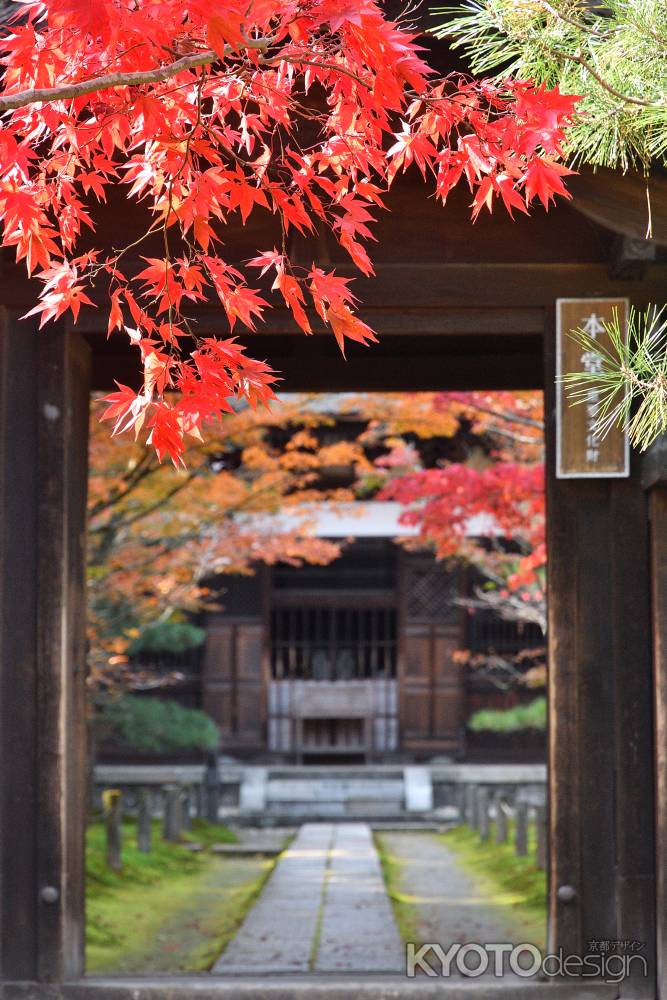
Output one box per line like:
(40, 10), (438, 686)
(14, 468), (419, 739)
(201, 574), (266, 756)
(399, 554), (466, 756)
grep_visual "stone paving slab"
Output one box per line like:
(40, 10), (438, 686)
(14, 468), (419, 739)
(315, 824), (403, 973)
(212, 823), (332, 974)
(213, 822), (403, 975)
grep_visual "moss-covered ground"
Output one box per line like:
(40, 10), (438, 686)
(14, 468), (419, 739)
(374, 834), (420, 943)
(438, 822), (547, 947)
(86, 818), (275, 974)
(377, 824), (546, 952)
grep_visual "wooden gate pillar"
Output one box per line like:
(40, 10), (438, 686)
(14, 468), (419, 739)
(0, 312), (90, 981)
(644, 436), (667, 998)
(545, 312), (655, 997)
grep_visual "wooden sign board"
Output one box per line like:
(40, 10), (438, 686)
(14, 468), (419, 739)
(556, 297), (630, 479)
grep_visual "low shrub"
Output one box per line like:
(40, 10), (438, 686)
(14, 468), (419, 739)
(97, 695), (219, 753)
(128, 620), (206, 657)
(468, 696), (546, 734)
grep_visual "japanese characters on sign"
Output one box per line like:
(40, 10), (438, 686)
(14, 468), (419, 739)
(556, 298), (630, 478)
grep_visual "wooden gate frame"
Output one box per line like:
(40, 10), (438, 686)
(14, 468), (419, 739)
(544, 309), (656, 999)
(0, 303), (662, 999)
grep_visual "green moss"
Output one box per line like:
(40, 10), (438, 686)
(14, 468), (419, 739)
(374, 835), (420, 943)
(439, 823), (547, 948)
(86, 818), (202, 892)
(85, 817), (271, 974)
(187, 817), (238, 847)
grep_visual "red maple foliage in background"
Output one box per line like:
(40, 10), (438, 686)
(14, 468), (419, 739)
(0, 1), (579, 463)
(377, 391), (545, 627)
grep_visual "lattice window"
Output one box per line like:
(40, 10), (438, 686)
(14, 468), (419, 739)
(404, 558), (461, 623)
(270, 605), (397, 681)
(467, 609), (543, 658)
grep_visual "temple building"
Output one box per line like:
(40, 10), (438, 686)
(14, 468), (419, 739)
(201, 501), (543, 762)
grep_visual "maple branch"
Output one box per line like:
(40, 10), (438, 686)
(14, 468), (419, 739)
(0, 30), (275, 113)
(88, 450), (157, 518)
(0, 52), (218, 112)
(107, 471), (199, 531)
(450, 398), (544, 431)
(264, 55), (370, 88)
(0, 37), (369, 113)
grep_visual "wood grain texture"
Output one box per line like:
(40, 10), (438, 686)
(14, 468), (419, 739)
(0, 315), (90, 982)
(36, 324), (90, 982)
(545, 307), (583, 955)
(547, 309), (656, 994)
(611, 470), (655, 999)
(0, 310), (39, 980)
(651, 487), (667, 999)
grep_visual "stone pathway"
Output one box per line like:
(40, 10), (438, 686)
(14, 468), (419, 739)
(315, 823), (403, 973)
(213, 822), (403, 974)
(377, 831), (546, 977)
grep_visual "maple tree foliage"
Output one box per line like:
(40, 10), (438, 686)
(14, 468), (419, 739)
(87, 391), (377, 690)
(88, 388), (545, 692)
(369, 390), (547, 691)
(0, 1), (579, 464)
(375, 390), (546, 672)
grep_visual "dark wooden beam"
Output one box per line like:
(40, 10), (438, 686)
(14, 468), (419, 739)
(573, 481), (617, 952)
(642, 434), (667, 490)
(65, 262), (667, 324)
(570, 167), (667, 246)
(81, 305), (546, 338)
(0, 310), (39, 980)
(609, 235), (657, 281)
(89, 332), (545, 393)
(66, 260), (667, 392)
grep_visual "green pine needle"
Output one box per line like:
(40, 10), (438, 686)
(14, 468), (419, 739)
(431, 1), (667, 171)
(561, 305), (667, 451)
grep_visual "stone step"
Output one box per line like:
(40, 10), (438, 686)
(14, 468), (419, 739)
(265, 778), (405, 802)
(265, 766), (406, 778)
(222, 809), (439, 828)
(222, 763), (439, 820)
(263, 801), (406, 819)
